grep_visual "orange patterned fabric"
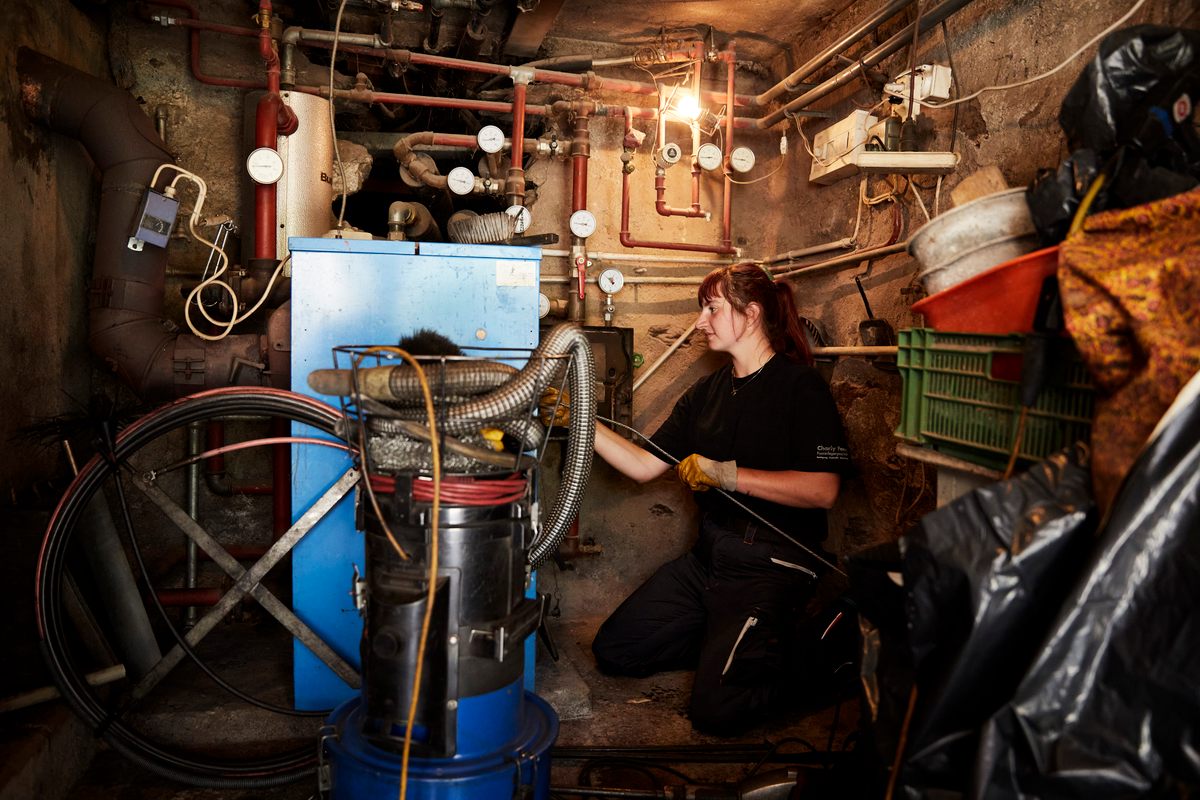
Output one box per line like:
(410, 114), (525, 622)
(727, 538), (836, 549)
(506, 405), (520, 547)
(1058, 186), (1200, 509)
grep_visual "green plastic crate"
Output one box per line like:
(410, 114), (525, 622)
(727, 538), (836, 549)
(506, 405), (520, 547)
(896, 329), (1095, 469)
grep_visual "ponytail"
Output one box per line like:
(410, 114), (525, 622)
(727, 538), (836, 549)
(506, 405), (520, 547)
(698, 262), (812, 365)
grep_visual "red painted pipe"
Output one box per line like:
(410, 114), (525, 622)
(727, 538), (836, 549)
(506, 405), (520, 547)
(204, 422), (272, 495)
(619, 48), (738, 255)
(143, 0), (266, 90)
(654, 167), (705, 218)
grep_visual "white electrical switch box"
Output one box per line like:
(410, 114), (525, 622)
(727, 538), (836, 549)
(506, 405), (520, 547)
(809, 110), (878, 186)
(884, 64), (953, 118)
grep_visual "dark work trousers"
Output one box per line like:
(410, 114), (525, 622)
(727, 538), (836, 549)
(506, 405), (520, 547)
(592, 514), (815, 734)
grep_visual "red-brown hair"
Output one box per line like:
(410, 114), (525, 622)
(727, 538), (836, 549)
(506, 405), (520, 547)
(697, 262), (813, 365)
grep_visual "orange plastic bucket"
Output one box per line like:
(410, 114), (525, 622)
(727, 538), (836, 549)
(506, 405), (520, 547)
(911, 246), (1059, 334)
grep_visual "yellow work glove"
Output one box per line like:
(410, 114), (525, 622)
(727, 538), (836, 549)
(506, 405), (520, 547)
(677, 454), (738, 492)
(538, 386), (570, 427)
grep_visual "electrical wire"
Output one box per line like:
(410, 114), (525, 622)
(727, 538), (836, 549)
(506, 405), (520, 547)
(922, 0), (1150, 110)
(154, 163), (289, 341)
(350, 346), (441, 800)
(330, 0), (350, 234)
(597, 415), (845, 576)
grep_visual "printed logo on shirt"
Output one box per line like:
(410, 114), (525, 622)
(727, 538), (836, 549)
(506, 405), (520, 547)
(815, 444), (850, 461)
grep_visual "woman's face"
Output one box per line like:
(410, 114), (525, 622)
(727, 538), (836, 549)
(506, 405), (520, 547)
(695, 290), (748, 352)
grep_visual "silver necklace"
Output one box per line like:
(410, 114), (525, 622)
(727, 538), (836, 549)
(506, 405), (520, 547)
(730, 360), (769, 396)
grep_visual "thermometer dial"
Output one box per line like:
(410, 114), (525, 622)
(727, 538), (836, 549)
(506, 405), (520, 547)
(729, 146), (756, 174)
(446, 166), (476, 196)
(569, 209), (597, 239)
(506, 204), (532, 234)
(598, 268), (625, 294)
(246, 147), (284, 185)
(696, 142), (723, 172)
(477, 125), (506, 154)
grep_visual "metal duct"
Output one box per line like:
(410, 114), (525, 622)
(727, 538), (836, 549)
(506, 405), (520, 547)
(18, 49), (264, 400)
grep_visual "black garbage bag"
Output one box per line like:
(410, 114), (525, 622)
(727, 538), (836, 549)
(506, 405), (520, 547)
(1027, 25), (1200, 243)
(897, 444), (1098, 798)
(1060, 25), (1200, 156)
(973, 375), (1200, 798)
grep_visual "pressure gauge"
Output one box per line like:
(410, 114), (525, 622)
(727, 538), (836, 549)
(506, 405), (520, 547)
(654, 142), (683, 169)
(246, 147), (284, 185)
(477, 125), (506, 154)
(446, 166), (476, 196)
(598, 267), (625, 294)
(697, 142), (723, 172)
(538, 292), (551, 319)
(506, 204), (532, 234)
(729, 146), (756, 174)
(569, 209), (597, 239)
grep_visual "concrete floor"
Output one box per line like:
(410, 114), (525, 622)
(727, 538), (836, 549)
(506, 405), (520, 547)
(64, 615), (858, 798)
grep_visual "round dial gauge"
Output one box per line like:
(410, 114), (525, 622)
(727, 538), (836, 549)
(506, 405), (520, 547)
(538, 293), (551, 319)
(729, 146), (756, 174)
(598, 268), (625, 294)
(446, 166), (476, 196)
(569, 209), (597, 239)
(477, 125), (506, 154)
(506, 204), (532, 234)
(696, 142), (723, 172)
(246, 147), (284, 185)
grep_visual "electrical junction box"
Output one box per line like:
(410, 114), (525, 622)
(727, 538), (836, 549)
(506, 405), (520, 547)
(885, 64), (953, 119)
(128, 188), (180, 250)
(809, 109), (878, 186)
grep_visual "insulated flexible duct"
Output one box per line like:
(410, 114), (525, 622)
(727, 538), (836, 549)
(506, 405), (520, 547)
(308, 360), (517, 400)
(18, 50), (265, 400)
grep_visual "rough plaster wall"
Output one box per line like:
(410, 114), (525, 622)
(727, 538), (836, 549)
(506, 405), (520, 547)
(0, 2), (107, 499)
(64, 0), (1194, 622)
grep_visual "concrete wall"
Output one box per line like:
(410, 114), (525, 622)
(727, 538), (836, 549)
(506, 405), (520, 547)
(0, 1), (107, 498)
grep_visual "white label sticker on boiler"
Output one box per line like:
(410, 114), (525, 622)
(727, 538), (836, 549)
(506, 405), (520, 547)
(497, 260), (536, 287)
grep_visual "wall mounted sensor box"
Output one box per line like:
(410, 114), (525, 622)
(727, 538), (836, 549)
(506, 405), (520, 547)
(809, 109), (878, 185)
(128, 188), (179, 251)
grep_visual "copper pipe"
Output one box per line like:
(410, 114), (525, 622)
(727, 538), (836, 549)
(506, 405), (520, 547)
(571, 111), (590, 212)
(292, 33), (756, 107)
(719, 48), (735, 253)
(507, 81), (528, 206)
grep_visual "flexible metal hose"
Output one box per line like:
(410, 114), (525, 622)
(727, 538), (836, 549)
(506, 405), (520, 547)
(365, 323), (596, 567)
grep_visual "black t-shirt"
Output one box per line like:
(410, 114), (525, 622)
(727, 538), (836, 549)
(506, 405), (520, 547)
(649, 354), (852, 543)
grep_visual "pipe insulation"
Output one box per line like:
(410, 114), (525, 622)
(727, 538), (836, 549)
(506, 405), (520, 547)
(18, 49), (264, 400)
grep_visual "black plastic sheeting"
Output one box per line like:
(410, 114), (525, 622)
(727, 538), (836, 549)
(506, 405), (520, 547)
(974, 377), (1200, 797)
(851, 374), (1200, 796)
(898, 445), (1099, 797)
(1027, 25), (1200, 244)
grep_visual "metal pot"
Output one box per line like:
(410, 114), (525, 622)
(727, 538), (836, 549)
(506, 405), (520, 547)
(907, 188), (1040, 294)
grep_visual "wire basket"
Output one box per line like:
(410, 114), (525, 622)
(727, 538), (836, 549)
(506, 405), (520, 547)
(328, 344), (574, 477)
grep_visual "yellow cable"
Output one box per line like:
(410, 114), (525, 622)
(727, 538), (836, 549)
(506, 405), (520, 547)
(355, 346), (439, 800)
(1069, 173), (1107, 236)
